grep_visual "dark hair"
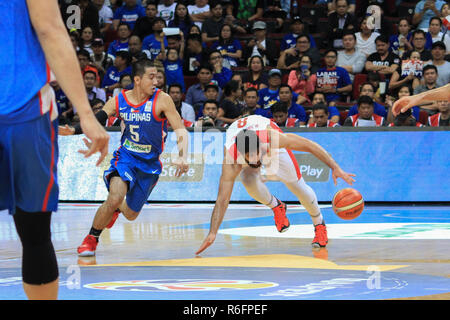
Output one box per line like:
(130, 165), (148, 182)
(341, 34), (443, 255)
(83, 70), (97, 78)
(324, 48), (338, 56)
(132, 58), (156, 79)
(244, 87), (258, 95)
(429, 16), (442, 26)
(117, 22), (131, 31)
(152, 17), (166, 29)
(116, 51), (132, 66)
(209, 49), (222, 59)
(235, 129), (260, 156)
(172, 2), (192, 26)
(397, 84), (412, 97)
(312, 103), (329, 114)
(204, 99), (219, 109)
(279, 84), (293, 93)
(423, 64), (438, 73)
(119, 73), (132, 82)
(187, 33), (202, 45)
(218, 24), (234, 45)
(197, 63), (213, 74)
(357, 95), (374, 106)
(296, 33), (310, 43)
(360, 82), (375, 92)
(223, 80), (241, 96)
(412, 29), (426, 38)
(342, 30), (356, 40)
(168, 83), (183, 92)
(375, 34), (389, 44)
(77, 48), (90, 59)
(90, 98), (105, 108)
(241, 107), (256, 116)
(270, 101), (289, 114)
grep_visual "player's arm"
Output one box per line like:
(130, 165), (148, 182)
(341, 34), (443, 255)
(58, 96), (117, 135)
(269, 129), (356, 186)
(156, 92), (189, 177)
(196, 149), (242, 255)
(392, 83), (450, 116)
(27, 0), (109, 166)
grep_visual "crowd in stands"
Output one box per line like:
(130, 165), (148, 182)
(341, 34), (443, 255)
(54, 0), (450, 128)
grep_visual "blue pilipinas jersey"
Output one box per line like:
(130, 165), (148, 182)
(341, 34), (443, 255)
(0, 0), (54, 124)
(115, 89), (167, 174)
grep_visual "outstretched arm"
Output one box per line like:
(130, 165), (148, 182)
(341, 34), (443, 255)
(196, 150), (242, 255)
(392, 83), (450, 116)
(270, 129), (356, 186)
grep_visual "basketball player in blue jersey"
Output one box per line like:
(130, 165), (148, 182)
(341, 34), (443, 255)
(0, 1), (110, 300)
(59, 59), (189, 257)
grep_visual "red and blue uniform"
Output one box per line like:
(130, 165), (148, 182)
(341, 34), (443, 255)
(0, 0), (58, 215)
(103, 89), (167, 212)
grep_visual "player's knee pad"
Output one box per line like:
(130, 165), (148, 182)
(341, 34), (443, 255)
(13, 207), (59, 285)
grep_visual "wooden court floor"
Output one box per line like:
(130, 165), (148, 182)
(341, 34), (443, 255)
(0, 203), (449, 300)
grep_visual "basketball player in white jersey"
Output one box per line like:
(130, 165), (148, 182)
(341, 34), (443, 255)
(196, 115), (356, 254)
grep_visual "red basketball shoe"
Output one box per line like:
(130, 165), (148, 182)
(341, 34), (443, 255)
(272, 200), (290, 233)
(312, 222), (328, 248)
(106, 209), (120, 229)
(77, 235), (98, 257)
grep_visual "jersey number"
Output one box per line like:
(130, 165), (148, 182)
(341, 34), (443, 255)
(129, 125), (140, 142)
(237, 118), (248, 128)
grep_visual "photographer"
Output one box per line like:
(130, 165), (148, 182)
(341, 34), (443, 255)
(195, 100), (226, 128)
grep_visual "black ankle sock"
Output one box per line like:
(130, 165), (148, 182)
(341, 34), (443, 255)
(89, 227), (102, 241)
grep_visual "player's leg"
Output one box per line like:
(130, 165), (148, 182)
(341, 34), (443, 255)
(239, 166), (290, 232)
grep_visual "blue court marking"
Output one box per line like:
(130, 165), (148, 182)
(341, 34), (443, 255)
(186, 206), (450, 230)
(1, 266), (449, 300)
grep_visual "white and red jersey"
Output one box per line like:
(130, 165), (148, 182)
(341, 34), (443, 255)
(308, 120), (339, 128)
(428, 113), (441, 127)
(225, 115), (302, 180)
(349, 114), (384, 127)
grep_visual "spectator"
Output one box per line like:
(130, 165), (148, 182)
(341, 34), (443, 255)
(90, 38), (113, 80)
(112, 73), (133, 97)
(92, 0), (113, 35)
(271, 102), (300, 128)
(402, 29), (433, 61)
(204, 80), (220, 103)
(84, 70), (106, 102)
(188, 0), (211, 29)
(281, 17), (316, 51)
(77, 49), (100, 86)
(80, 26), (95, 55)
(142, 17), (168, 60)
(169, 2), (195, 38)
(427, 100), (450, 126)
(223, 14), (248, 35)
(242, 55), (269, 91)
(310, 92), (341, 124)
(70, 30), (80, 51)
(427, 17), (450, 53)
(185, 65), (222, 114)
(201, 1), (225, 43)
(195, 99), (226, 127)
(277, 34), (322, 73)
(389, 18), (414, 58)
(245, 21), (279, 68)
(211, 24), (243, 68)
(367, 71), (385, 104)
(218, 80), (243, 124)
(161, 46), (186, 92)
(156, 68), (167, 92)
(184, 34), (208, 75)
(258, 69), (283, 112)
(315, 49), (352, 103)
(102, 51), (132, 94)
(168, 84), (196, 123)
(388, 108), (424, 127)
(112, 0), (146, 31)
(231, 73), (245, 105)
(327, 0), (357, 50)
(235, 0), (264, 22)
(389, 51), (422, 95)
(278, 84), (308, 125)
(188, 24), (202, 35)
(158, 0), (177, 23)
(242, 87), (261, 115)
(440, 3), (450, 32)
(107, 23), (131, 60)
(133, 2), (158, 40)
(336, 31), (366, 82)
(414, 64), (441, 96)
(128, 35), (147, 63)
(287, 55), (317, 104)
(365, 35), (401, 80)
(355, 17), (380, 57)
(343, 96), (385, 126)
(308, 103), (340, 127)
(386, 84), (421, 123)
(209, 50), (233, 88)
(413, 0), (447, 31)
(263, 0), (288, 29)
(348, 82), (388, 118)
(425, 41), (450, 86)
(327, 0), (356, 15)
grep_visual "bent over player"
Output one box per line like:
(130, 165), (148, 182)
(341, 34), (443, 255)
(196, 115), (355, 255)
(60, 59), (189, 256)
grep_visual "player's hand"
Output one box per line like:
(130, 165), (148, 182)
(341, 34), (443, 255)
(58, 124), (75, 136)
(392, 96), (420, 116)
(172, 157), (189, 177)
(196, 233), (216, 255)
(332, 167), (356, 186)
(79, 114), (110, 166)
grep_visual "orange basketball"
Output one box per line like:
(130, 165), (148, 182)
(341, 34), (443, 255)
(332, 188), (364, 220)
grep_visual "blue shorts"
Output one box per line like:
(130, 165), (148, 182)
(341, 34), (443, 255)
(0, 114), (59, 215)
(103, 147), (159, 213)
